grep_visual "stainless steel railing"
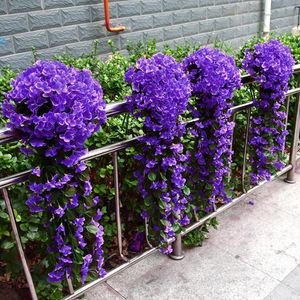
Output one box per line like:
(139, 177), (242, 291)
(1, 65), (300, 300)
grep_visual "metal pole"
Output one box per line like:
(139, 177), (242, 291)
(263, 0), (272, 38)
(169, 234), (184, 260)
(112, 151), (128, 261)
(285, 78), (300, 183)
(66, 275), (74, 295)
(242, 108), (251, 193)
(2, 188), (38, 300)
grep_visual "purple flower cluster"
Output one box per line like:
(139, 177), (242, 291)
(3, 60), (107, 283)
(3, 60), (106, 166)
(242, 40), (294, 183)
(182, 48), (241, 209)
(125, 53), (191, 253)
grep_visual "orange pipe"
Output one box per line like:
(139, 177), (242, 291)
(103, 0), (125, 32)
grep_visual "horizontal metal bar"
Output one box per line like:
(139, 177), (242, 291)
(181, 164), (292, 237)
(286, 87), (300, 97)
(0, 101), (127, 145)
(0, 137), (140, 189)
(293, 64), (300, 73)
(0, 127), (19, 144)
(230, 101), (254, 114)
(63, 247), (158, 300)
(0, 170), (31, 189)
(81, 137), (139, 162)
(106, 101), (127, 117)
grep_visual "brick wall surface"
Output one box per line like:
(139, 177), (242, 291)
(0, 0), (298, 69)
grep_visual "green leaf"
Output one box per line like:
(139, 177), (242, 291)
(1, 240), (14, 249)
(20, 223), (28, 231)
(29, 225), (38, 232)
(27, 231), (39, 240)
(86, 225), (98, 235)
(64, 187), (76, 197)
(160, 219), (169, 226)
(0, 211), (8, 219)
(160, 172), (167, 181)
(21, 236), (28, 244)
(158, 199), (166, 210)
(148, 172), (156, 182)
(144, 196), (152, 207)
(172, 223), (181, 234)
(13, 209), (21, 222)
(183, 186), (191, 196)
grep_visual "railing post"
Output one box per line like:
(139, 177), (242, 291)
(112, 151), (128, 261)
(2, 188), (38, 300)
(285, 77), (300, 184)
(169, 234), (184, 260)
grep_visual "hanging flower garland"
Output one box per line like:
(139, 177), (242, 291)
(125, 53), (191, 253)
(3, 60), (107, 283)
(242, 40), (294, 184)
(182, 48), (241, 211)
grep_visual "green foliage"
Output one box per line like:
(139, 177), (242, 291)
(0, 68), (17, 126)
(183, 218), (219, 247)
(0, 34), (299, 299)
(163, 42), (200, 62)
(126, 39), (158, 64)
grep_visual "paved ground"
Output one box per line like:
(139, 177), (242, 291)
(83, 164), (300, 300)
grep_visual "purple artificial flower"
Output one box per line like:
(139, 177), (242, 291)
(81, 254), (93, 284)
(2, 60), (108, 284)
(67, 194), (79, 209)
(76, 161), (87, 173)
(32, 167), (41, 177)
(126, 53), (191, 252)
(242, 40), (294, 183)
(84, 180), (92, 196)
(182, 47), (241, 207)
(54, 206), (65, 218)
(73, 217), (87, 249)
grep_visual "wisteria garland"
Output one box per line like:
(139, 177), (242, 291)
(125, 53), (191, 253)
(182, 48), (241, 210)
(242, 40), (294, 184)
(2, 60), (107, 283)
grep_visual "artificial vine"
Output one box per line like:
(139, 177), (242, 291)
(242, 40), (294, 183)
(125, 53), (191, 253)
(3, 60), (107, 283)
(182, 48), (241, 211)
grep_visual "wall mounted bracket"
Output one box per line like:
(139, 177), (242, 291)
(104, 0), (125, 32)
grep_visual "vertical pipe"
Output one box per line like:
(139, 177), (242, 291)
(285, 83), (300, 183)
(241, 108), (251, 193)
(66, 275), (74, 295)
(112, 152), (128, 261)
(169, 234), (184, 260)
(228, 113), (236, 183)
(144, 219), (154, 248)
(2, 188), (38, 300)
(263, 0), (272, 38)
(283, 96), (291, 154)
